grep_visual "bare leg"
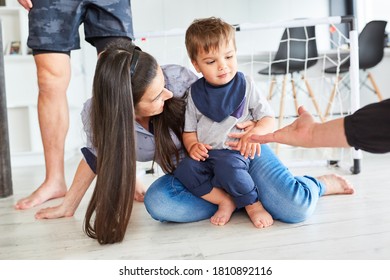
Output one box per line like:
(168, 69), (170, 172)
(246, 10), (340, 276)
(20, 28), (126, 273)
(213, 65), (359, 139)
(202, 188), (236, 226)
(318, 174), (355, 195)
(15, 53), (71, 210)
(245, 201), (274, 228)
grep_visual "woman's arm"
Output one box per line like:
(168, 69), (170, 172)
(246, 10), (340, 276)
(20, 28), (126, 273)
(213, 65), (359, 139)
(249, 116), (275, 136)
(35, 159), (96, 219)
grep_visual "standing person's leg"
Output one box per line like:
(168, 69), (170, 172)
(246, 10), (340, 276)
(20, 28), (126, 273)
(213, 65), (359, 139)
(248, 144), (354, 223)
(14, 0), (81, 209)
(15, 53), (71, 209)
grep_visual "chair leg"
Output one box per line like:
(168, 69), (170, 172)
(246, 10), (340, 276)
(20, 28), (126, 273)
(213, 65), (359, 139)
(267, 77), (276, 100)
(275, 75), (288, 155)
(325, 81), (338, 120)
(279, 75), (287, 129)
(291, 79), (299, 116)
(303, 76), (324, 123)
(367, 72), (383, 101)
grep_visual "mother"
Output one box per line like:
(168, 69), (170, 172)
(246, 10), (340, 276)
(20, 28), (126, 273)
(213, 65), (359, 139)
(35, 39), (354, 244)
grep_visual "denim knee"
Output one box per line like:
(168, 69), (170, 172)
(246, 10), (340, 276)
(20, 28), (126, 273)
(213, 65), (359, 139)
(144, 185), (162, 222)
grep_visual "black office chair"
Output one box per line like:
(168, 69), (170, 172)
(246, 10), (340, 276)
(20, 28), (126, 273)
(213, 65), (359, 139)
(324, 20), (387, 118)
(258, 26), (324, 128)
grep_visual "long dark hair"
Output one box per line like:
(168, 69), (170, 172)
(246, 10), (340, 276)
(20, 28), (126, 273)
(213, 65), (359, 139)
(153, 95), (187, 173)
(84, 41), (159, 244)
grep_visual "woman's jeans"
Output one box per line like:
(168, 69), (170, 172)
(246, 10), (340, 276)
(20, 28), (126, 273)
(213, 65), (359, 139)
(144, 144), (326, 223)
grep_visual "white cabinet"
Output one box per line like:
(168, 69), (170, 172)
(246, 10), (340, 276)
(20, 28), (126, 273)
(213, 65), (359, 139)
(0, 6), (28, 56)
(1, 3), (88, 167)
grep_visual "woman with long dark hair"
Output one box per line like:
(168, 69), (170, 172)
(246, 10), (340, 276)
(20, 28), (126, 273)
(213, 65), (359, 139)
(35, 40), (190, 244)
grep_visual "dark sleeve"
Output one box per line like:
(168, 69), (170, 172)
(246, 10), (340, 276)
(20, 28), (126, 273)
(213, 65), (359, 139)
(344, 99), (390, 153)
(81, 147), (97, 174)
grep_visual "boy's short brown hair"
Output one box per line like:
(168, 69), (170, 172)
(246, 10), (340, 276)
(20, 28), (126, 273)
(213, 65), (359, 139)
(185, 17), (236, 61)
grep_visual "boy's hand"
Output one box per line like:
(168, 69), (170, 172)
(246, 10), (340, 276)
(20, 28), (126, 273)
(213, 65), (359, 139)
(189, 143), (212, 161)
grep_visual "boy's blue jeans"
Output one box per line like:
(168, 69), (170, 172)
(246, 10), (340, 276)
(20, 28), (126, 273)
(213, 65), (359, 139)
(144, 145), (325, 223)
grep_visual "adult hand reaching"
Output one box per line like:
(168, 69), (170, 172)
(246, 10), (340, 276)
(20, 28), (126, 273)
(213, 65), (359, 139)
(250, 106), (316, 147)
(250, 106), (349, 149)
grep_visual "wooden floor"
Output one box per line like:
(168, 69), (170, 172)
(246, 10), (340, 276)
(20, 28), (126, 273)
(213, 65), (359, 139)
(1, 148), (390, 260)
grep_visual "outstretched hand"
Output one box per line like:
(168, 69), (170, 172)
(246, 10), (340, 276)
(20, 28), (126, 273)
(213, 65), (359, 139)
(250, 106), (316, 147)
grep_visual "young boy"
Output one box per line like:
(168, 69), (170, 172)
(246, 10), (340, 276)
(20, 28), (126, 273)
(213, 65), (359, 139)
(174, 17), (275, 228)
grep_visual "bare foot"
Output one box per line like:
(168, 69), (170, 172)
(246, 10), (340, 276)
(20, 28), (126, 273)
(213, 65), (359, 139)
(318, 174), (355, 195)
(245, 201), (274, 228)
(210, 198), (236, 226)
(15, 180), (67, 210)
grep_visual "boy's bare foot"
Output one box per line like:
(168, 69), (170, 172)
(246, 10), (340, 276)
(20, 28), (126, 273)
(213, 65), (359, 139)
(318, 174), (355, 195)
(245, 201), (274, 228)
(210, 198), (236, 226)
(15, 180), (67, 210)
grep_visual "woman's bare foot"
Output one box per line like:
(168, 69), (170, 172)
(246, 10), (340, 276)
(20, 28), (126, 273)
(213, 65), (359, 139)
(245, 201), (274, 228)
(318, 174), (355, 195)
(210, 198), (236, 226)
(15, 180), (67, 210)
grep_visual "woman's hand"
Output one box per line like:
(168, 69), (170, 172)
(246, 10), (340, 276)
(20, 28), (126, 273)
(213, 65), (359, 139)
(35, 159), (95, 219)
(229, 132), (261, 159)
(35, 203), (75, 219)
(134, 179), (147, 202)
(226, 120), (260, 158)
(235, 120), (256, 131)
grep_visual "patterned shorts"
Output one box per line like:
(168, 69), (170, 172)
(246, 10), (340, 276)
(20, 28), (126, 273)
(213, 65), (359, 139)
(27, 0), (134, 52)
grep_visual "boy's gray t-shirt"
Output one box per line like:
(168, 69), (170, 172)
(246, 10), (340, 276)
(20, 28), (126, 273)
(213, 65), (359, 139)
(184, 74), (274, 149)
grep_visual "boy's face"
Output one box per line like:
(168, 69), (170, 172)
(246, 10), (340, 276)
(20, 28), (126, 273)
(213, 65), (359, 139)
(191, 40), (238, 86)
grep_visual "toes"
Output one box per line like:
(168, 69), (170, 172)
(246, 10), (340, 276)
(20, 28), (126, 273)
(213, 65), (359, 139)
(211, 215), (227, 226)
(254, 222), (265, 228)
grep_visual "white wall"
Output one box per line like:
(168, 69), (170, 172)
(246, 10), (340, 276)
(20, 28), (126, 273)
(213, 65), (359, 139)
(130, 0), (329, 65)
(356, 0), (390, 31)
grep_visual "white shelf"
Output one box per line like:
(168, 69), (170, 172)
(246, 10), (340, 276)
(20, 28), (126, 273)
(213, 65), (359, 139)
(0, 6), (28, 55)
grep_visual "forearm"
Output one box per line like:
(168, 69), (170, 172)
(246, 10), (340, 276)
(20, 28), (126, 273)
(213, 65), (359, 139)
(183, 132), (199, 152)
(63, 159), (96, 213)
(311, 118), (350, 148)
